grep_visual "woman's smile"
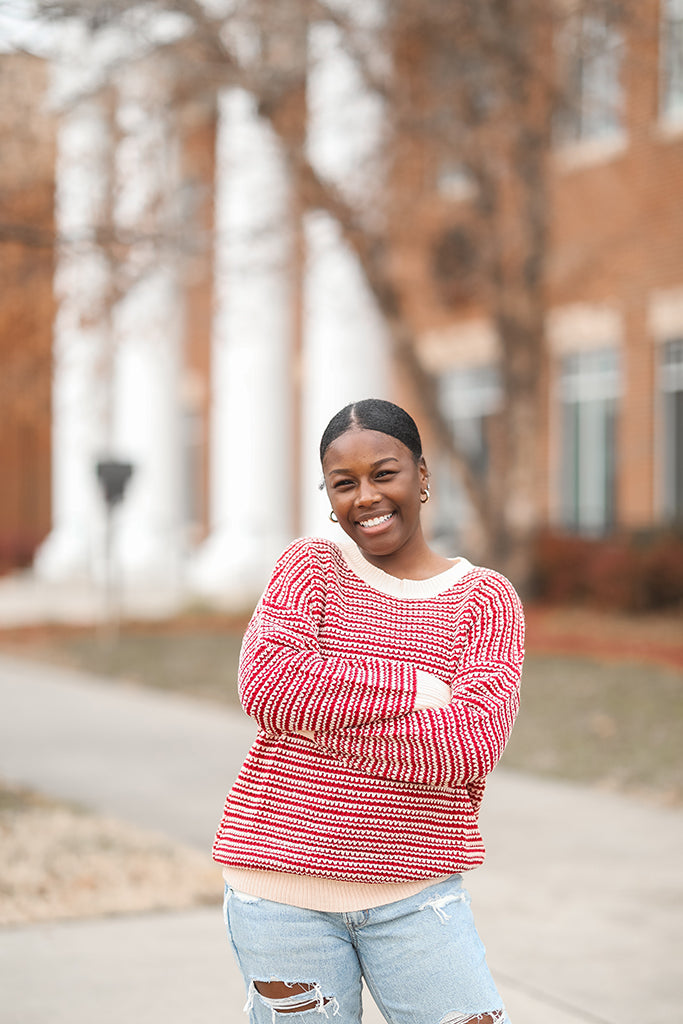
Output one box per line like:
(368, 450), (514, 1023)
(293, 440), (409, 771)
(357, 510), (396, 531)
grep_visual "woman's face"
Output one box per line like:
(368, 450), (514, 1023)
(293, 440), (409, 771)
(322, 427), (428, 565)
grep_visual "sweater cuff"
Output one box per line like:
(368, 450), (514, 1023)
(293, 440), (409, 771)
(415, 671), (451, 710)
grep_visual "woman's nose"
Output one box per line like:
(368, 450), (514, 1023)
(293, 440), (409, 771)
(356, 481), (381, 506)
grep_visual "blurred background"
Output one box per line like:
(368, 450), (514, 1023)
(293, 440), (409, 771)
(0, 7), (682, 1019)
(1, 0), (681, 615)
(1, 0), (681, 772)
(0, 0), (682, 746)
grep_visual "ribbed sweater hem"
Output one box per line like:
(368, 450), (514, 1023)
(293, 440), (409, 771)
(222, 866), (451, 912)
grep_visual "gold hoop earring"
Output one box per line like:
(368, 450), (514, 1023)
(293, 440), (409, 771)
(420, 488), (430, 504)
(329, 510), (339, 523)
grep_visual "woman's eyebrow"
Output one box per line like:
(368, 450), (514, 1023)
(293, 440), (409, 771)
(328, 457), (399, 476)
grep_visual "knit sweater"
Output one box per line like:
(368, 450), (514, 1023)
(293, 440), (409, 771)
(213, 536), (524, 905)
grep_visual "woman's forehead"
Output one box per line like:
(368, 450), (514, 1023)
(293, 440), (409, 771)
(322, 428), (411, 467)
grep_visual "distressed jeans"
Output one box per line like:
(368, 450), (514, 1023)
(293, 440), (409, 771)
(223, 875), (511, 1024)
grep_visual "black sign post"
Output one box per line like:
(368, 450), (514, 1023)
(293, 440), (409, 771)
(95, 459), (134, 641)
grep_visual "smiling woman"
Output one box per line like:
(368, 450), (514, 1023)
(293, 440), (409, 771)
(213, 399), (525, 1024)
(322, 418), (452, 579)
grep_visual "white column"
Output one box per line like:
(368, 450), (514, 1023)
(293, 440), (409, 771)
(33, 96), (111, 581)
(302, 9), (390, 536)
(189, 88), (293, 605)
(108, 64), (184, 584)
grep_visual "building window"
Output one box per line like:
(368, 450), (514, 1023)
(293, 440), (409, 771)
(436, 160), (475, 201)
(434, 365), (501, 545)
(558, 348), (621, 534)
(659, 338), (683, 521)
(661, 0), (683, 124)
(556, 13), (624, 145)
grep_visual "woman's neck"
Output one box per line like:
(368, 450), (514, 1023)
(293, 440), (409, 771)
(357, 532), (453, 581)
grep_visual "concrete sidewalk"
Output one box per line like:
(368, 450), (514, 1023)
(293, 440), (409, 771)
(1, 652), (681, 1023)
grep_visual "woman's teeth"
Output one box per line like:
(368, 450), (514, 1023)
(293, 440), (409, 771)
(359, 512), (394, 528)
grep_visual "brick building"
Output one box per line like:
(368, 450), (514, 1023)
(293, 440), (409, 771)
(0, 54), (55, 573)
(547, 0), (683, 535)
(1, 2), (681, 602)
(395, 0), (683, 548)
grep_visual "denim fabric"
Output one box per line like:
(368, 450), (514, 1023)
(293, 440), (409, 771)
(223, 875), (510, 1024)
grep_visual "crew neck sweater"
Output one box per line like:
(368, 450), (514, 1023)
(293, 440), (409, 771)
(214, 536), (524, 912)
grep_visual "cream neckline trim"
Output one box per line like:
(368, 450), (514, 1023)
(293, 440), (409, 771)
(337, 540), (476, 599)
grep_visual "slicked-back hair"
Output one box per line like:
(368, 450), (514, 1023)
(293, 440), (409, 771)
(319, 399), (423, 464)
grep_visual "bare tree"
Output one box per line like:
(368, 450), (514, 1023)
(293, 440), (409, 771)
(27, 0), (636, 590)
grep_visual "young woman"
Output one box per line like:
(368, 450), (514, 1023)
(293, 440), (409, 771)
(214, 399), (525, 1024)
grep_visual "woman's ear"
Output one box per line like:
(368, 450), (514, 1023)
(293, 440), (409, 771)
(418, 456), (429, 489)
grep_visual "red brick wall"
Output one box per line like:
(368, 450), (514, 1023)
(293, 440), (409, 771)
(548, 0), (683, 527)
(0, 55), (56, 572)
(178, 97), (217, 543)
(392, 1), (682, 532)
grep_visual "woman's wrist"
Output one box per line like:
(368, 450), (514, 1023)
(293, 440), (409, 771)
(414, 671), (451, 710)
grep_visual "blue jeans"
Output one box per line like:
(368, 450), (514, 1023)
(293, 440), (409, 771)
(223, 875), (510, 1024)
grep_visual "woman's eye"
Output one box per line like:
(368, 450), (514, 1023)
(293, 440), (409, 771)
(375, 470), (395, 479)
(333, 479), (354, 489)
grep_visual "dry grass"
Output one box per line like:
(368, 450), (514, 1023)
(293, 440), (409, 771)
(0, 781), (222, 926)
(0, 618), (245, 706)
(505, 653), (683, 804)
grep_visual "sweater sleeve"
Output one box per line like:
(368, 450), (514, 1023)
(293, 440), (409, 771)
(238, 540), (418, 735)
(311, 573), (525, 788)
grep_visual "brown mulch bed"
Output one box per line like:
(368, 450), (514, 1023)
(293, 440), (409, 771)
(1, 603), (680, 668)
(524, 604), (683, 670)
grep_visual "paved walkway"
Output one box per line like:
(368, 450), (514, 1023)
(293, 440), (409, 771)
(1, 652), (681, 1024)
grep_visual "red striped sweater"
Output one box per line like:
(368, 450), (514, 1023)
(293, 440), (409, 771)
(213, 537), (525, 885)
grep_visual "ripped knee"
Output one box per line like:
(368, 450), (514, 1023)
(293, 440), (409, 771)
(250, 979), (337, 1016)
(254, 980), (321, 1013)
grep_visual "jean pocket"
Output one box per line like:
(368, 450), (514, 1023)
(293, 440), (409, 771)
(226, 885), (262, 905)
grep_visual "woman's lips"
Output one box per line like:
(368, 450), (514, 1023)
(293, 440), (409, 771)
(357, 511), (396, 530)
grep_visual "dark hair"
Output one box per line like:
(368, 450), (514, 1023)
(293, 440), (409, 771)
(319, 399), (423, 464)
